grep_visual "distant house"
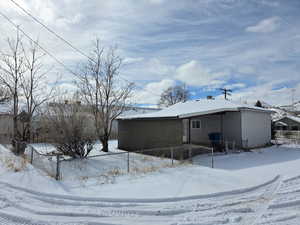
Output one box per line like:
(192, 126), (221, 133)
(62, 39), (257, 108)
(274, 115), (300, 131)
(0, 103), (13, 143)
(279, 101), (300, 115)
(33, 102), (160, 141)
(117, 99), (272, 151)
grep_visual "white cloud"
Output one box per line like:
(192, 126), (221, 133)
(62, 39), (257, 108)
(229, 82), (300, 106)
(148, 0), (165, 5)
(123, 57), (144, 64)
(122, 57), (175, 81)
(0, 0), (298, 106)
(147, 58), (174, 77)
(224, 83), (246, 90)
(246, 16), (281, 33)
(175, 60), (226, 87)
(132, 79), (175, 104)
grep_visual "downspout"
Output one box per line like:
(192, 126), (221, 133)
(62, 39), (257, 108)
(220, 114), (224, 143)
(188, 118), (191, 144)
(240, 110), (243, 149)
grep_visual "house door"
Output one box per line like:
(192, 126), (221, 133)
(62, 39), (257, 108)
(182, 119), (190, 144)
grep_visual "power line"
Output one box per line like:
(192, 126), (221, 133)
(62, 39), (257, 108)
(7, 0), (162, 99)
(0, 10), (160, 100)
(9, 0), (95, 63)
(0, 10), (79, 78)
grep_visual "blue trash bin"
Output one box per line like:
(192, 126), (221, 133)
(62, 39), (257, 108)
(208, 132), (223, 151)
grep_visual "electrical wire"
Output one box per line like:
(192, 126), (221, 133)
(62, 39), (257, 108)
(7, 0), (162, 98)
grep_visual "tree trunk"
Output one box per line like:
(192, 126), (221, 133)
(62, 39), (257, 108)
(101, 137), (109, 152)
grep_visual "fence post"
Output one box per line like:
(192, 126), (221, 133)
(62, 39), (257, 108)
(56, 154), (61, 180)
(30, 146), (34, 164)
(225, 141), (228, 153)
(188, 147), (192, 162)
(211, 147), (214, 168)
(171, 147), (174, 166)
(232, 141), (236, 152)
(127, 152), (130, 173)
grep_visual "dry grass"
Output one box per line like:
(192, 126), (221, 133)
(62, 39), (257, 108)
(130, 160), (188, 174)
(140, 156), (155, 162)
(1, 155), (27, 172)
(107, 168), (123, 176)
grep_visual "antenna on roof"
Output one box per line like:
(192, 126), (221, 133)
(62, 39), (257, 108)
(219, 88), (232, 100)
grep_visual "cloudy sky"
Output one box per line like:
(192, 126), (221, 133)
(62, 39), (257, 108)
(0, 0), (299, 106)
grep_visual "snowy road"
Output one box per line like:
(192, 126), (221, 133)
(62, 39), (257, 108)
(0, 175), (299, 225)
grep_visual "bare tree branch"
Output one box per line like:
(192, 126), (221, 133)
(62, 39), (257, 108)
(76, 39), (133, 152)
(0, 30), (26, 143)
(44, 100), (95, 158)
(158, 84), (190, 108)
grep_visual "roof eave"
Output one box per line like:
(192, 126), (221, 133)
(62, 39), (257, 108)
(117, 116), (179, 120)
(179, 108), (240, 119)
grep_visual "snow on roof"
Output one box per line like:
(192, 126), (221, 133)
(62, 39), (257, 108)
(274, 121), (288, 126)
(279, 101), (300, 112)
(119, 99), (272, 120)
(286, 115), (300, 124)
(121, 107), (160, 117)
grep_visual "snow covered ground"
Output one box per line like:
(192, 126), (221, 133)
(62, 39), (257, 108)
(0, 142), (300, 224)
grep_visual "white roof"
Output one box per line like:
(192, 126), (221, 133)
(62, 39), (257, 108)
(274, 121), (288, 126)
(286, 115), (300, 124)
(119, 99), (272, 120)
(121, 107), (160, 117)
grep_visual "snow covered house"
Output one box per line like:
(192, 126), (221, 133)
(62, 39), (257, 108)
(274, 115), (300, 131)
(117, 99), (272, 150)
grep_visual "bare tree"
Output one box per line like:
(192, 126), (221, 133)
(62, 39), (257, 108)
(0, 86), (11, 103)
(255, 100), (263, 108)
(20, 40), (55, 142)
(158, 84), (189, 107)
(0, 31), (55, 150)
(0, 31), (26, 143)
(77, 39), (133, 152)
(45, 100), (95, 158)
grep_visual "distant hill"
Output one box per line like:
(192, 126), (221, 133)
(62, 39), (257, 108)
(251, 100), (297, 121)
(279, 101), (300, 113)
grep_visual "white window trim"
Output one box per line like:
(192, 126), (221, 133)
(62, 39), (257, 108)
(191, 120), (201, 129)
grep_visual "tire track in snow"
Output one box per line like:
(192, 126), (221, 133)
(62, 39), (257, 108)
(0, 175), (293, 225)
(242, 175), (283, 225)
(255, 175), (300, 225)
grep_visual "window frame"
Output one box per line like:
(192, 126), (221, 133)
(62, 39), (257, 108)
(191, 120), (201, 129)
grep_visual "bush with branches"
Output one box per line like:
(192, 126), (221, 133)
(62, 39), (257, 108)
(45, 101), (96, 159)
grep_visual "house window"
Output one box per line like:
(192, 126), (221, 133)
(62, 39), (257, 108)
(192, 120), (201, 129)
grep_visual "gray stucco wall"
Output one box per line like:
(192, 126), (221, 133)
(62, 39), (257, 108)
(189, 112), (242, 147)
(118, 119), (182, 151)
(241, 110), (271, 148)
(190, 114), (221, 145)
(222, 112), (242, 147)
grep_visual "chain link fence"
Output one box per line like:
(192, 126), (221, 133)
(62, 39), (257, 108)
(24, 140), (241, 181)
(274, 130), (300, 145)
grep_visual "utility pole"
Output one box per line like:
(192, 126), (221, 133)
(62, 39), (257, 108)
(219, 88), (232, 100)
(291, 88), (295, 111)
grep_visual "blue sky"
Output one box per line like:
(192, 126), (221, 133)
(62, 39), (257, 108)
(0, 0), (299, 106)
